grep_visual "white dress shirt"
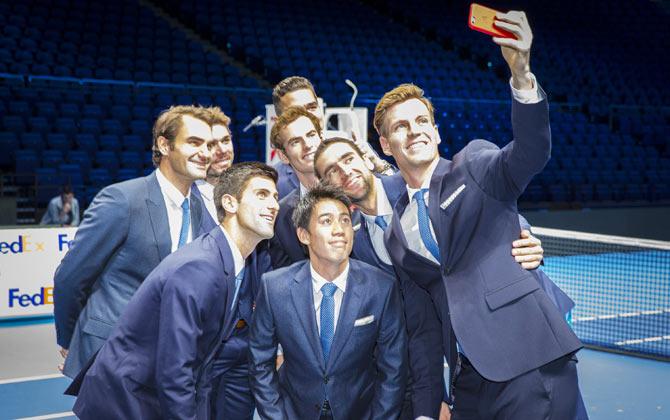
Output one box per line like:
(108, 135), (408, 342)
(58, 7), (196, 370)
(155, 168), (193, 252)
(219, 225), (245, 278)
(195, 179), (217, 223)
(311, 263), (349, 335)
(360, 177), (394, 265)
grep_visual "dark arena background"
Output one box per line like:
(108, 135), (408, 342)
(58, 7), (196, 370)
(0, 0), (668, 419)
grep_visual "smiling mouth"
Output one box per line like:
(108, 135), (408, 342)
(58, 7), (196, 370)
(329, 240), (348, 247)
(406, 140), (428, 151)
(303, 152), (315, 160)
(260, 214), (276, 224)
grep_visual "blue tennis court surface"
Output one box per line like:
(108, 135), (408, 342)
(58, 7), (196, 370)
(1, 350), (667, 420)
(544, 250), (670, 358)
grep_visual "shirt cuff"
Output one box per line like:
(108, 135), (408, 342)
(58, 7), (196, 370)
(509, 72), (542, 104)
(415, 417), (434, 420)
(276, 344), (283, 356)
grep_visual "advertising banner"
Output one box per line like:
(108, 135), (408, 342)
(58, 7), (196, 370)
(0, 226), (77, 319)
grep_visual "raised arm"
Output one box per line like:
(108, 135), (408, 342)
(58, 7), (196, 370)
(466, 11), (551, 201)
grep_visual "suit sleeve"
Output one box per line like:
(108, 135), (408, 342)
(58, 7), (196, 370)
(155, 263), (215, 419)
(394, 265), (444, 418)
(248, 275), (286, 420)
(53, 186), (129, 348)
(40, 200), (56, 224)
(372, 279), (408, 420)
(465, 94), (551, 202)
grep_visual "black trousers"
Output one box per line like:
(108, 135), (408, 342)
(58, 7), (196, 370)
(452, 353), (587, 420)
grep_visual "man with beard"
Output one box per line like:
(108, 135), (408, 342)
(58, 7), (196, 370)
(54, 106), (212, 379)
(375, 12), (584, 419)
(192, 107), (235, 230)
(313, 137), (563, 419)
(71, 162), (280, 419)
(249, 184), (407, 419)
(271, 76), (392, 199)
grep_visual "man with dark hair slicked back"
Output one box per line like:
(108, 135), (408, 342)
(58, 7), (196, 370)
(71, 162), (279, 420)
(249, 183), (408, 420)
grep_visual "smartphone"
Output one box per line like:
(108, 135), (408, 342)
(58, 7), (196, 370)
(468, 3), (516, 39)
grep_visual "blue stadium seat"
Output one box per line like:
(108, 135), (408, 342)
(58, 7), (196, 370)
(98, 134), (122, 152)
(46, 134), (71, 152)
(58, 163), (85, 187)
(89, 168), (112, 189)
(42, 150), (65, 169)
(95, 151), (119, 176)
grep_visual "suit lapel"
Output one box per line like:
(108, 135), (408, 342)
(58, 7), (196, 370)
(145, 172), (172, 260)
(210, 227), (238, 337)
(189, 187), (204, 238)
(429, 158), (452, 264)
(290, 263), (324, 369)
(326, 265), (364, 372)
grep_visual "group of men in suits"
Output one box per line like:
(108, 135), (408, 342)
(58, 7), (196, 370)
(54, 10), (587, 420)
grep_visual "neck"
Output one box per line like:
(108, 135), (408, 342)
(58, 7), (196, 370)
(159, 164), (193, 197)
(355, 179), (379, 216)
(295, 170), (319, 190)
(221, 218), (260, 259)
(311, 257), (348, 281)
(400, 157), (439, 189)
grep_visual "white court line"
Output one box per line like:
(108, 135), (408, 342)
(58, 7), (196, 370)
(0, 373), (64, 385)
(615, 335), (670, 346)
(573, 308), (670, 323)
(533, 226), (670, 250)
(15, 412), (74, 420)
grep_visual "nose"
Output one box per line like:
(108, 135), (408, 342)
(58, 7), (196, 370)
(305, 135), (320, 150)
(332, 219), (345, 236)
(408, 120), (422, 136)
(268, 196), (280, 211)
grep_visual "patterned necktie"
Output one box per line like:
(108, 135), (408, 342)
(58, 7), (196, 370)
(374, 215), (388, 231)
(320, 283), (338, 363)
(413, 189), (440, 260)
(231, 268), (246, 311)
(178, 198), (190, 248)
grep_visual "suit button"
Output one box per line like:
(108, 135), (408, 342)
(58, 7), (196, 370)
(324, 376), (329, 384)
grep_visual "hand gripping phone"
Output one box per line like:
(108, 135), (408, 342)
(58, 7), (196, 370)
(468, 3), (516, 39)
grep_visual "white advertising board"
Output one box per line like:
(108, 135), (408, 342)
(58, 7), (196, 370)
(0, 226), (77, 319)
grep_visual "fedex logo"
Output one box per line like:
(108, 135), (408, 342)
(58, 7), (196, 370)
(8, 287), (54, 308)
(0, 235), (44, 254)
(58, 233), (74, 252)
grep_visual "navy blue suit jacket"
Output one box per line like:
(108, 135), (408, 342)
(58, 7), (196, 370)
(274, 161), (299, 200)
(191, 182), (218, 233)
(386, 97), (582, 391)
(249, 259), (408, 420)
(72, 227), (238, 420)
(268, 189), (306, 268)
(54, 171), (204, 378)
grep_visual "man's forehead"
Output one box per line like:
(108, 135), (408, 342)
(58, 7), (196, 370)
(388, 98), (430, 120)
(180, 115), (213, 139)
(282, 88), (317, 106)
(314, 198), (349, 215)
(212, 124), (231, 139)
(284, 115), (316, 136)
(246, 176), (277, 192)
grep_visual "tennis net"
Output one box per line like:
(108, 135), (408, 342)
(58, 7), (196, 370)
(534, 227), (670, 360)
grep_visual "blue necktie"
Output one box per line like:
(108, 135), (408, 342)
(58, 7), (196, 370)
(320, 283), (338, 363)
(231, 268), (246, 311)
(178, 198), (190, 249)
(413, 189), (440, 260)
(374, 215), (388, 231)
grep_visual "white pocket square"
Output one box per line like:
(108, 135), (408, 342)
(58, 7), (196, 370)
(354, 315), (374, 326)
(440, 184), (466, 210)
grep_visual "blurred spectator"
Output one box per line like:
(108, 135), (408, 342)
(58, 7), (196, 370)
(40, 185), (80, 226)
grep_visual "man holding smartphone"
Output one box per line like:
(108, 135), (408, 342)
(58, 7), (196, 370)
(375, 10), (585, 420)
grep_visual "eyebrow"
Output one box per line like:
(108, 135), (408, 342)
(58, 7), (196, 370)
(186, 136), (208, 143)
